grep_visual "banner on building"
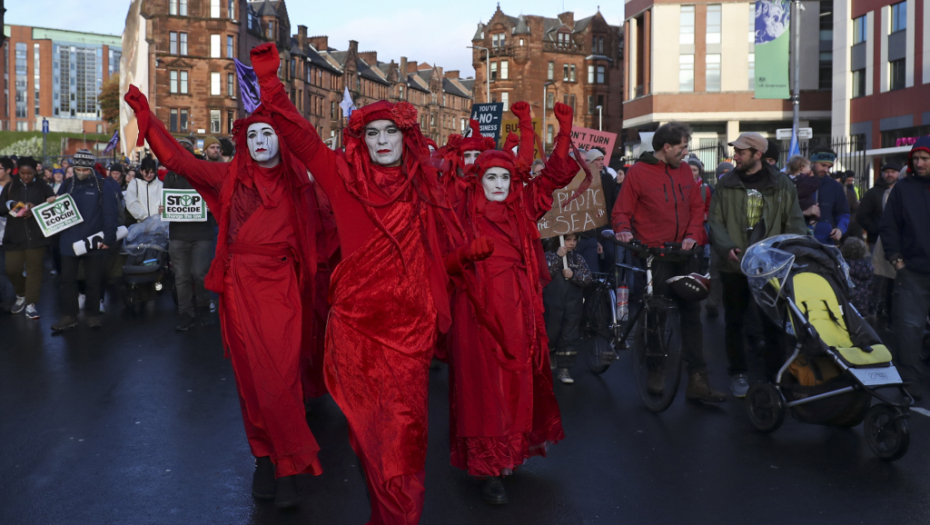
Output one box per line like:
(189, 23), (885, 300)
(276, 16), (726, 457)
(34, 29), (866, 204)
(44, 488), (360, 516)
(161, 190), (209, 222)
(570, 126), (618, 165)
(499, 117), (542, 159)
(753, 0), (791, 99)
(537, 170), (608, 239)
(469, 103), (504, 143)
(32, 195), (84, 237)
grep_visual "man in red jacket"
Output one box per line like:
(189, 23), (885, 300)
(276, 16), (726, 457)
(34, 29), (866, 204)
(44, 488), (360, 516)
(612, 122), (726, 402)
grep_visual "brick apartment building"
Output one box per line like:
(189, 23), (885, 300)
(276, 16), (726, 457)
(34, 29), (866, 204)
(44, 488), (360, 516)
(471, 6), (623, 154)
(0, 25), (121, 133)
(122, 0), (472, 156)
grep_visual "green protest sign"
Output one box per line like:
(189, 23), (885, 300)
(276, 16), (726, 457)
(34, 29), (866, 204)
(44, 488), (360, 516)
(753, 0), (791, 99)
(161, 189), (208, 222)
(32, 194), (84, 237)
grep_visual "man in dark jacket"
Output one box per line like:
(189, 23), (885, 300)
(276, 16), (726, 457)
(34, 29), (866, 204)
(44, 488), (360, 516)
(809, 150), (850, 244)
(708, 133), (807, 396)
(857, 162), (901, 247)
(613, 121), (726, 403)
(51, 149), (120, 332)
(878, 137), (930, 392)
(0, 156), (56, 319)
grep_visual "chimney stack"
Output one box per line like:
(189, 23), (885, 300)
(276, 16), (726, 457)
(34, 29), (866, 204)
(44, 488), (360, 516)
(400, 57), (408, 79)
(297, 25), (307, 50)
(444, 70), (460, 79)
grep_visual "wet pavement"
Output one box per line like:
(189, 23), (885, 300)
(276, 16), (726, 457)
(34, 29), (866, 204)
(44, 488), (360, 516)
(2, 270), (930, 525)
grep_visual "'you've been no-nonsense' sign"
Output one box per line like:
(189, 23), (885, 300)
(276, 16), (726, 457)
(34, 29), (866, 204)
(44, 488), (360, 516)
(161, 189), (208, 222)
(33, 195), (84, 237)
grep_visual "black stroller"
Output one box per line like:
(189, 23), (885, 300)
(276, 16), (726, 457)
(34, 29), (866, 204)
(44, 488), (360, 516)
(740, 234), (913, 460)
(121, 216), (174, 314)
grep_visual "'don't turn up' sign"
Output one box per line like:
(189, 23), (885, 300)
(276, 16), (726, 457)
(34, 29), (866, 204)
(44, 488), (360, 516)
(161, 189), (209, 222)
(32, 194), (84, 237)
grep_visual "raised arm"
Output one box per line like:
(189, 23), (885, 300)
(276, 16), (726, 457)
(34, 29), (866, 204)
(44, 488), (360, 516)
(250, 44), (341, 198)
(525, 103), (580, 219)
(124, 86), (225, 201)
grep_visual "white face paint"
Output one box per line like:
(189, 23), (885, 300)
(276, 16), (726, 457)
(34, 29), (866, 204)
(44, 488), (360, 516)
(246, 123), (280, 168)
(365, 120), (403, 167)
(463, 150), (481, 166)
(481, 167), (511, 202)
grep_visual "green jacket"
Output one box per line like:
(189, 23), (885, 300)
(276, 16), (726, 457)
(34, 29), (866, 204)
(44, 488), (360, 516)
(708, 163), (808, 273)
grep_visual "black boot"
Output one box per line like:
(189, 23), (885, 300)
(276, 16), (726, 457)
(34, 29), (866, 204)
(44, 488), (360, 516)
(481, 476), (508, 505)
(274, 475), (301, 509)
(251, 456), (275, 500)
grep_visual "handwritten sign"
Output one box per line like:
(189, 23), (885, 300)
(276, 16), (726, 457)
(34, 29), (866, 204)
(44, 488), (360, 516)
(469, 103), (504, 143)
(571, 126), (618, 166)
(33, 194), (84, 237)
(537, 169), (608, 239)
(161, 189), (208, 222)
(499, 118), (543, 159)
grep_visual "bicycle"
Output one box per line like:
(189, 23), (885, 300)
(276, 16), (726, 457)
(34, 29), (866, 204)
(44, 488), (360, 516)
(588, 231), (700, 413)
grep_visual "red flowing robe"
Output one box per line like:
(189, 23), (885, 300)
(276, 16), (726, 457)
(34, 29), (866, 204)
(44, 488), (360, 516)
(134, 107), (323, 478)
(257, 70), (461, 524)
(449, 153), (576, 477)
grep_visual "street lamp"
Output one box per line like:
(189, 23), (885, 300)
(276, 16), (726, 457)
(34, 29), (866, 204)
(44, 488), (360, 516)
(467, 45), (490, 103)
(542, 81), (555, 147)
(596, 105), (603, 131)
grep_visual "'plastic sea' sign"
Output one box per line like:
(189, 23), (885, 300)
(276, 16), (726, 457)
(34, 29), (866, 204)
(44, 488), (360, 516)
(161, 189), (208, 222)
(32, 194), (84, 237)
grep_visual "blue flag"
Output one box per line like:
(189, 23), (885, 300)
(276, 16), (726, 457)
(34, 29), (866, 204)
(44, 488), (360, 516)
(234, 59), (261, 113)
(339, 86), (355, 119)
(788, 126), (800, 159)
(103, 130), (120, 154)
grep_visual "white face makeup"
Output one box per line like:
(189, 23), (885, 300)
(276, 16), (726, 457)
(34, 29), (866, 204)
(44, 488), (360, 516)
(365, 120), (403, 167)
(463, 150), (481, 165)
(481, 167), (511, 202)
(247, 123), (280, 168)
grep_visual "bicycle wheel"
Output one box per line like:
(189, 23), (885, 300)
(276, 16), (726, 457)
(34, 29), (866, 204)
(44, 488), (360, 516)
(631, 298), (683, 413)
(584, 334), (616, 375)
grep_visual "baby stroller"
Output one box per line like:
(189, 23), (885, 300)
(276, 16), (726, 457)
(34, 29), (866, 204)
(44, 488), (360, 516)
(121, 215), (174, 314)
(741, 234), (913, 461)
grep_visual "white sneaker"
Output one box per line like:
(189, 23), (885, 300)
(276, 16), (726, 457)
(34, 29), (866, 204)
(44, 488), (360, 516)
(78, 294), (86, 310)
(99, 299), (105, 313)
(11, 296), (26, 314)
(24, 304), (39, 319)
(731, 374), (750, 398)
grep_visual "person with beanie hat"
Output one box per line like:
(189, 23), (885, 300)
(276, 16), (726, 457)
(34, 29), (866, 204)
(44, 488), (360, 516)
(879, 136), (930, 394)
(125, 155), (163, 221)
(807, 148), (850, 244)
(219, 137), (235, 161)
(763, 139), (780, 168)
(716, 161), (734, 179)
(203, 136), (223, 162)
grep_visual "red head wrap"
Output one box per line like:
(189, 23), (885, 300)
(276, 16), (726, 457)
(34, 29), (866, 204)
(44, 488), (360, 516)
(459, 120), (497, 153)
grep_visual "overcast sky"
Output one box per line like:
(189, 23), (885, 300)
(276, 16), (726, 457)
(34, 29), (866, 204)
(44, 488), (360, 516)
(7, 0), (622, 74)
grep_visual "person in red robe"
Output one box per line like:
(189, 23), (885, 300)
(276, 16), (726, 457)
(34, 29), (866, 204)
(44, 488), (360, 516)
(438, 120), (497, 199)
(249, 43), (492, 525)
(447, 101), (582, 504)
(123, 86), (323, 509)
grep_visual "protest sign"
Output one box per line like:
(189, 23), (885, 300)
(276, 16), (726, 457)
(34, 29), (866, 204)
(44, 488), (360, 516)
(570, 126), (618, 165)
(32, 194), (84, 237)
(537, 169), (608, 239)
(161, 189), (208, 222)
(499, 117), (543, 159)
(469, 103), (504, 143)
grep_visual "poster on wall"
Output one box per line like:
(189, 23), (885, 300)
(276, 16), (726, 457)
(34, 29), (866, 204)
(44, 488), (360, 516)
(753, 0), (791, 99)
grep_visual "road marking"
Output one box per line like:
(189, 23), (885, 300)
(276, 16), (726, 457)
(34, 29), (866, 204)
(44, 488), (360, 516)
(911, 407), (930, 418)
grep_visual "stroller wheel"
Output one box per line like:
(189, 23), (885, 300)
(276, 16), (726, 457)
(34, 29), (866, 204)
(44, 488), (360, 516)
(863, 404), (910, 461)
(747, 382), (785, 433)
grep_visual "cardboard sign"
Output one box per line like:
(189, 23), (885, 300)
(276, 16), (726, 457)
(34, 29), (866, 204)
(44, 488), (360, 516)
(570, 126), (618, 165)
(33, 194), (84, 237)
(161, 189), (208, 222)
(499, 117), (543, 160)
(537, 169), (608, 239)
(469, 103), (504, 143)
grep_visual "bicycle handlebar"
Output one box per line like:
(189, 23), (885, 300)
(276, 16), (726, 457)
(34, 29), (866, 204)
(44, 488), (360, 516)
(600, 230), (702, 258)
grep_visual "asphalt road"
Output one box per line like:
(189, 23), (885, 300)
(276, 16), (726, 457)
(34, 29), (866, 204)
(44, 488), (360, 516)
(2, 271), (930, 525)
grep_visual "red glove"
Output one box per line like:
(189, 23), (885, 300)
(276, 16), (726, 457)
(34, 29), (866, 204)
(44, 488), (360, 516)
(250, 42), (280, 80)
(554, 102), (573, 134)
(464, 237), (495, 262)
(510, 101), (531, 121)
(124, 85), (150, 114)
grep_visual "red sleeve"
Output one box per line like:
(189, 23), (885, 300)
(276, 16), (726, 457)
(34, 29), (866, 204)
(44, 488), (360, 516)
(612, 170), (636, 233)
(684, 170), (705, 242)
(141, 108), (225, 199)
(526, 151), (580, 220)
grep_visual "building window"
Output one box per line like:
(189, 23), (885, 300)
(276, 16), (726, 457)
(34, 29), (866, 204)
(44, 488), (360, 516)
(749, 52), (755, 89)
(211, 0), (220, 18)
(211, 35), (221, 58)
(546, 92), (554, 109)
(227, 110), (235, 132)
(547, 61), (554, 80)
(268, 21), (274, 41)
(170, 108), (178, 131)
(706, 54), (721, 92)
(679, 55), (694, 92)
(819, 0), (833, 90)
(853, 16), (867, 44)
(592, 35), (604, 54)
(170, 70), (178, 93)
(500, 60), (508, 80)
(15, 43), (27, 119)
(228, 0), (235, 19)
(706, 5), (722, 44)
(331, 101), (336, 119)
(180, 33), (188, 56)
(569, 64), (576, 82)
(227, 36), (235, 58)
(211, 110), (221, 133)
(852, 69), (866, 97)
(179, 0), (187, 16)
(34, 43), (40, 116)
(680, 5), (695, 45)
(588, 95), (595, 114)
(492, 33), (506, 48)
(563, 64), (569, 81)
(109, 49), (121, 75)
(180, 71), (188, 93)
(501, 92), (509, 111)
(180, 109), (188, 131)
(596, 65), (606, 84)
(211, 72), (221, 95)
(891, 2), (907, 32)
(490, 61), (498, 81)
(170, 0), (178, 15)
(819, 52), (833, 89)
(227, 73), (235, 96)
(290, 59), (296, 79)
(170, 32), (178, 54)
(890, 58), (906, 90)
(546, 124), (554, 145)
(588, 65), (594, 83)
